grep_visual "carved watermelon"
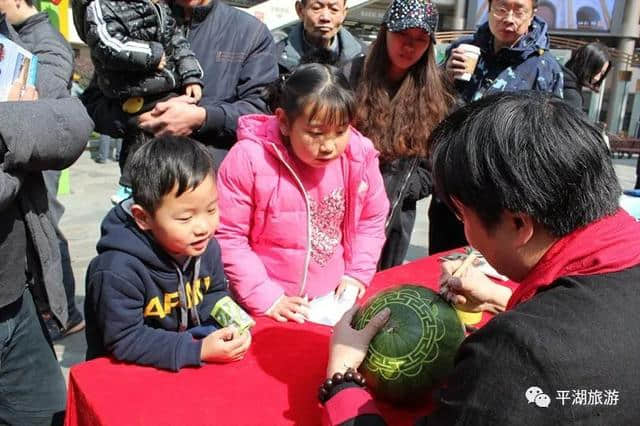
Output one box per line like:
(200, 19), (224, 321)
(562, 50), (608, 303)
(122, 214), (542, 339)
(352, 285), (465, 404)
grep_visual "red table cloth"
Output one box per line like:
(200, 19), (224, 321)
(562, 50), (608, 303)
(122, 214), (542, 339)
(65, 252), (513, 426)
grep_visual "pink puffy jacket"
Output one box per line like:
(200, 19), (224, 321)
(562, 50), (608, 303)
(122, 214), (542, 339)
(216, 115), (389, 314)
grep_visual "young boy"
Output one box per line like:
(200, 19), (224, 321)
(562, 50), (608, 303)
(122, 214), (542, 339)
(85, 136), (251, 371)
(73, 0), (204, 202)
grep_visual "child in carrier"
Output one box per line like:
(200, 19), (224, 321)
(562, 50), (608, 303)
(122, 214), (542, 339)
(73, 0), (204, 202)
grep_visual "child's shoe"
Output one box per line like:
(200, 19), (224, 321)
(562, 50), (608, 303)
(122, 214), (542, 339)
(110, 185), (132, 205)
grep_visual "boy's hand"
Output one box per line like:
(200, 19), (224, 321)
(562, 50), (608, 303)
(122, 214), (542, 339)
(267, 296), (310, 324)
(335, 277), (366, 300)
(200, 326), (251, 363)
(439, 260), (512, 314)
(185, 84), (202, 102)
(158, 54), (167, 70)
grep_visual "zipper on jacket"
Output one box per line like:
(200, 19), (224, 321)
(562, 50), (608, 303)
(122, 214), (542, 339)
(270, 143), (312, 297)
(150, 0), (163, 41)
(341, 156), (354, 265)
(385, 157), (419, 234)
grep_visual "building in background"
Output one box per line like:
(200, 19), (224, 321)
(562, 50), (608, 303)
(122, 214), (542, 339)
(61, 0), (640, 136)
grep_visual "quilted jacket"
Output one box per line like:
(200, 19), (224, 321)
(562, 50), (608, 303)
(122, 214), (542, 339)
(74, 0), (202, 99)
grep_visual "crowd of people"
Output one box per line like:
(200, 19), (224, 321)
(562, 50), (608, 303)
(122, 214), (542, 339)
(1, 0), (639, 424)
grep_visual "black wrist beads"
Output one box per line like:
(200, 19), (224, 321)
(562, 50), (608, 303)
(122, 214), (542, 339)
(318, 368), (366, 404)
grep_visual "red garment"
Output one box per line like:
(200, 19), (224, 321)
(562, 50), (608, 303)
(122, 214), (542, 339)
(67, 254), (479, 426)
(507, 209), (640, 309)
(322, 387), (380, 425)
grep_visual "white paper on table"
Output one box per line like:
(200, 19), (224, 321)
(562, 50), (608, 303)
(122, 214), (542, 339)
(306, 285), (358, 326)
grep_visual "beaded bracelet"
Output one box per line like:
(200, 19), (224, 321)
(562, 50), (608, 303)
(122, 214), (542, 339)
(317, 368), (366, 404)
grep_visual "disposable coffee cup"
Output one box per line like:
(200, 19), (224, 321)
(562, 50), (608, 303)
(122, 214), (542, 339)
(456, 43), (481, 81)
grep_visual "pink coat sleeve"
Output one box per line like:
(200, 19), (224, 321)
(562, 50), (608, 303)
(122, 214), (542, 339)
(344, 154), (389, 286)
(216, 145), (285, 314)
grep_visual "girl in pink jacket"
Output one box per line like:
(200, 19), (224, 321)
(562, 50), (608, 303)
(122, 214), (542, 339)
(216, 63), (389, 323)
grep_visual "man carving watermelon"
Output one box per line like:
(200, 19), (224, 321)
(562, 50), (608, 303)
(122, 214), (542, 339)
(322, 91), (640, 424)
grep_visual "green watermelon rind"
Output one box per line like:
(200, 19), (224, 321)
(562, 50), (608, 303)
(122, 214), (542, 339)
(353, 285), (465, 403)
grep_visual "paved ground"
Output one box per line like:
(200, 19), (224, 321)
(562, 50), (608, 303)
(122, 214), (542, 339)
(53, 149), (639, 380)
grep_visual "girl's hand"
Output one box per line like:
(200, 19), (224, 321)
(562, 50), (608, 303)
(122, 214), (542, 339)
(200, 326), (252, 363)
(439, 260), (512, 314)
(326, 305), (390, 378)
(335, 277), (366, 300)
(267, 296), (310, 323)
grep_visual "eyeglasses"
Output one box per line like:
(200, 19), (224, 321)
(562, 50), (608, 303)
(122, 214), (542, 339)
(490, 6), (531, 21)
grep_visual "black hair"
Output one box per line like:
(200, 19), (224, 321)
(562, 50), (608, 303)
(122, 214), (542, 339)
(266, 62), (356, 128)
(429, 91), (620, 236)
(129, 136), (216, 213)
(565, 42), (610, 91)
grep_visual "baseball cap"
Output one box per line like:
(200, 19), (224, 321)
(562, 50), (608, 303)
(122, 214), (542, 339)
(382, 0), (439, 41)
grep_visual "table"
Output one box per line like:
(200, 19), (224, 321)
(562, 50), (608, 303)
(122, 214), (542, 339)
(65, 252), (512, 426)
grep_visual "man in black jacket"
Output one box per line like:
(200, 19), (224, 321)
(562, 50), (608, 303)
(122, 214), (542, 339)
(75, 0), (278, 170)
(0, 16), (94, 425)
(323, 92), (640, 425)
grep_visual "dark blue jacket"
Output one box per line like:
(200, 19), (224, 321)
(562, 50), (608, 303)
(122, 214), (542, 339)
(275, 23), (366, 74)
(78, 1), (278, 150)
(448, 17), (563, 103)
(85, 202), (230, 371)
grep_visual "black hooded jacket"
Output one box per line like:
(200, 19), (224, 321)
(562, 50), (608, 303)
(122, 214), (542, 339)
(85, 201), (230, 371)
(74, 0), (203, 99)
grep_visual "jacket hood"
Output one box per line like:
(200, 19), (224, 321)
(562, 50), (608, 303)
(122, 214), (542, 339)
(97, 202), (178, 274)
(474, 16), (550, 63)
(0, 13), (19, 42)
(236, 114), (378, 165)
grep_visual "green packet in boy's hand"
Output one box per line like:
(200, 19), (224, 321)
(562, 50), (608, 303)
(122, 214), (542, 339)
(211, 296), (255, 333)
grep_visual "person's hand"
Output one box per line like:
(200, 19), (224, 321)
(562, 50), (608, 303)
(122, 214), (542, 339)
(158, 53), (167, 70)
(137, 96), (205, 137)
(200, 326), (252, 363)
(335, 277), (366, 300)
(267, 295), (310, 323)
(326, 305), (390, 378)
(21, 85), (38, 101)
(445, 47), (468, 80)
(8, 83), (38, 101)
(185, 84), (202, 102)
(439, 260), (512, 314)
